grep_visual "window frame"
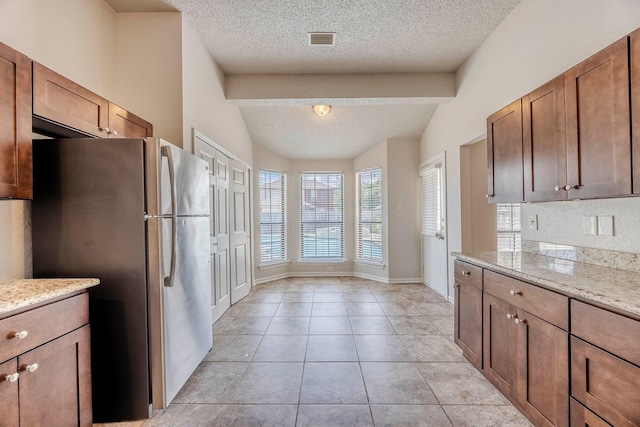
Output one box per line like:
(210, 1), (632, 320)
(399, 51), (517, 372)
(258, 169), (287, 266)
(299, 171), (345, 261)
(356, 167), (383, 264)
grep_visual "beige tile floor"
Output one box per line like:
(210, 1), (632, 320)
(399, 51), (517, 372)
(95, 277), (532, 427)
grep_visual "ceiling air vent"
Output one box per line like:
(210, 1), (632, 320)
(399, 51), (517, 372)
(308, 32), (336, 46)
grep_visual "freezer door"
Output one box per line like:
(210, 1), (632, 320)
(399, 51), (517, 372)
(145, 138), (210, 217)
(161, 216), (212, 405)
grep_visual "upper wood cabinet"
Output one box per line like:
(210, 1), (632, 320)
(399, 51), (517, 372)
(0, 42), (32, 199)
(564, 36), (631, 199)
(522, 76), (567, 202)
(33, 62), (152, 139)
(632, 28), (640, 195)
(487, 99), (523, 203)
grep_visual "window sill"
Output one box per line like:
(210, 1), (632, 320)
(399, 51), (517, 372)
(258, 260), (291, 270)
(354, 260), (386, 269)
(297, 258), (347, 264)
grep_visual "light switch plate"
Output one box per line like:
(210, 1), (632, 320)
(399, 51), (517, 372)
(582, 216), (597, 235)
(598, 216), (614, 236)
(528, 215), (538, 230)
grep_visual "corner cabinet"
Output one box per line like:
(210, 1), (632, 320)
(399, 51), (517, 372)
(0, 293), (92, 426)
(33, 62), (152, 139)
(486, 99), (523, 203)
(0, 42), (32, 199)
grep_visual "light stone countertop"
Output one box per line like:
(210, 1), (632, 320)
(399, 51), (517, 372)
(0, 278), (99, 316)
(452, 251), (640, 318)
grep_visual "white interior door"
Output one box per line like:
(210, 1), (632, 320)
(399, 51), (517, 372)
(229, 158), (251, 303)
(194, 137), (231, 323)
(421, 153), (449, 300)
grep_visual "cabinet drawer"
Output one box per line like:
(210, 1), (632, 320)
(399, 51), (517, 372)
(0, 293), (88, 364)
(454, 260), (482, 289)
(484, 270), (568, 329)
(571, 336), (640, 427)
(571, 300), (640, 366)
(570, 398), (611, 427)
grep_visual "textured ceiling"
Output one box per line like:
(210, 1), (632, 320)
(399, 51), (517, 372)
(105, 0), (522, 159)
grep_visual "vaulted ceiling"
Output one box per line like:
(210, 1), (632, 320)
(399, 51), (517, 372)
(106, 0), (522, 159)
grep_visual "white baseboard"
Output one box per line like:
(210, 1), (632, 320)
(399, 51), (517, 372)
(254, 272), (290, 285)
(256, 272), (426, 286)
(353, 272), (387, 283)
(388, 277), (423, 284)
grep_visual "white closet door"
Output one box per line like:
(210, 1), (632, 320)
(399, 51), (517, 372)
(229, 158), (251, 304)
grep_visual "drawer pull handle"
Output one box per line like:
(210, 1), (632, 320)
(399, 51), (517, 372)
(506, 313), (515, 320)
(22, 363), (39, 373)
(4, 373), (19, 383)
(13, 330), (28, 340)
(461, 270), (471, 276)
(514, 318), (526, 325)
(509, 290), (521, 296)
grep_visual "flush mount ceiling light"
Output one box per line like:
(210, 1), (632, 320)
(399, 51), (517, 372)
(312, 104), (332, 116)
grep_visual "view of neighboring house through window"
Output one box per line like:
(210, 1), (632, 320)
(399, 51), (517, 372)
(497, 203), (521, 251)
(357, 168), (382, 263)
(300, 172), (344, 259)
(259, 170), (286, 264)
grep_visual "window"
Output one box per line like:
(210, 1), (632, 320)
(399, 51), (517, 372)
(421, 163), (444, 238)
(497, 203), (521, 251)
(259, 170), (286, 264)
(300, 172), (344, 259)
(357, 168), (382, 262)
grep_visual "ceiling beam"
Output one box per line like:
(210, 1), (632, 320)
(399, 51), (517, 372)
(225, 73), (455, 106)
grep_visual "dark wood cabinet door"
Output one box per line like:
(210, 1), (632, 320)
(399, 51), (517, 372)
(487, 99), (524, 203)
(33, 62), (109, 138)
(0, 42), (32, 199)
(571, 337), (640, 427)
(522, 76), (567, 202)
(565, 37), (631, 199)
(454, 281), (482, 369)
(19, 325), (92, 427)
(108, 103), (153, 138)
(482, 293), (517, 397)
(0, 358), (19, 426)
(515, 309), (569, 427)
(632, 28), (640, 194)
(570, 398), (612, 427)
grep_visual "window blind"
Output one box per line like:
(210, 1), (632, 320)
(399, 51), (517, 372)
(259, 170), (286, 264)
(300, 172), (344, 259)
(497, 203), (521, 252)
(357, 168), (382, 262)
(421, 164), (442, 237)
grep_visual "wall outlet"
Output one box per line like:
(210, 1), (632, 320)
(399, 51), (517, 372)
(598, 216), (614, 236)
(528, 215), (538, 230)
(582, 216), (597, 235)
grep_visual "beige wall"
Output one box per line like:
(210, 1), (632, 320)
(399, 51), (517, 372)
(181, 19), (253, 164)
(387, 139), (422, 281)
(115, 13), (183, 145)
(460, 139), (496, 252)
(354, 140), (389, 282)
(420, 0), (640, 295)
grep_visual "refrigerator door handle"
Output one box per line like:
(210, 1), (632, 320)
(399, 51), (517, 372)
(162, 145), (177, 288)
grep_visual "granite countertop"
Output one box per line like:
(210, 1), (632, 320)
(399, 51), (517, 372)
(0, 278), (100, 315)
(453, 251), (640, 318)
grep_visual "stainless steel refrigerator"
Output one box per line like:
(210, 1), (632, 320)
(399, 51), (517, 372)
(31, 138), (212, 422)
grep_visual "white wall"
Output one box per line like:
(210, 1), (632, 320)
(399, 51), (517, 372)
(115, 13), (183, 144)
(387, 139), (422, 281)
(354, 140), (389, 282)
(420, 0), (640, 294)
(181, 19), (253, 164)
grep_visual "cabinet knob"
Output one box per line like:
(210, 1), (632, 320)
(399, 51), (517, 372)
(4, 373), (19, 383)
(509, 290), (521, 296)
(564, 184), (577, 191)
(461, 270), (470, 276)
(453, 284), (460, 288)
(13, 330), (28, 340)
(514, 317), (526, 325)
(22, 363), (38, 373)
(99, 127), (110, 133)
(486, 194), (494, 198)
(112, 130), (118, 136)
(506, 313), (514, 320)
(554, 186), (561, 191)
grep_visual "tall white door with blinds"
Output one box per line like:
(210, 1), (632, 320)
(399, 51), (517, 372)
(194, 132), (252, 322)
(421, 153), (448, 299)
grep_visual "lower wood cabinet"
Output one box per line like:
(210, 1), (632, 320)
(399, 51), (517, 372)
(454, 280), (482, 369)
(482, 293), (517, 397)
(570, 399), (611, 427)
(0, 293), (92, 426)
